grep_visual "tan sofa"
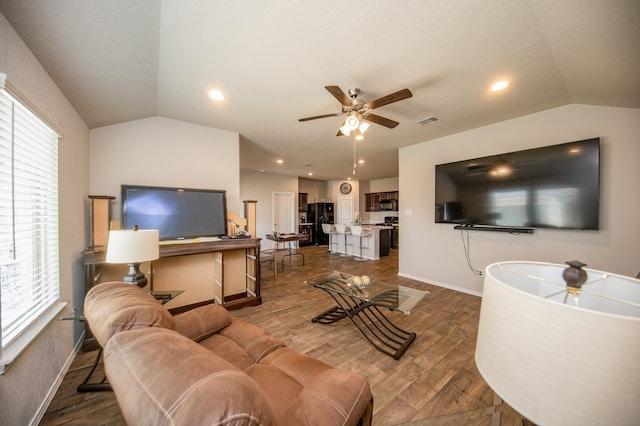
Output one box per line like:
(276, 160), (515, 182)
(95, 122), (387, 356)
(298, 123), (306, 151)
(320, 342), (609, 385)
(84, 282), (373, 425)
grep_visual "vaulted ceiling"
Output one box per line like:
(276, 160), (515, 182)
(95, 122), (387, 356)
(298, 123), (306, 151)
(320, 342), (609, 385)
(1, 0), (639, 181)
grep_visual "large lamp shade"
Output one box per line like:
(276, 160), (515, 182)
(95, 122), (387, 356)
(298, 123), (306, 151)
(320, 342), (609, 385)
(106, 229), (159, 287)
(475, 261), (640, 425)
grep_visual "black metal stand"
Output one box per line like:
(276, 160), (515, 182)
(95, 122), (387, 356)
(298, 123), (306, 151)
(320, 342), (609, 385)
(76, 347), (111, 392)
(280, 241), (305, 267)
(311, 288), (416, 360)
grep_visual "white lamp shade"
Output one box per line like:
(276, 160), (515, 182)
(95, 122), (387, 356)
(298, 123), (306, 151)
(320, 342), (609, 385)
(105, 229), (159, 264)
(345, 115), (359, 130)
(475, 261), (640, 425)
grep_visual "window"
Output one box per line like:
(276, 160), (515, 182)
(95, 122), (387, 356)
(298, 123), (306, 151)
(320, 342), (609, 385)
(0, 74), (61, 371)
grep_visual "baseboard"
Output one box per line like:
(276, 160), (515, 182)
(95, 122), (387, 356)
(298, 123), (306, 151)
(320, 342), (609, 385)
(397, 272), (483, 297)
(29, 332), (85, 426)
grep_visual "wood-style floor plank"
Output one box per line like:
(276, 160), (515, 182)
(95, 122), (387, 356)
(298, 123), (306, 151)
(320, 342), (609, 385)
(40, 245), (524, 425)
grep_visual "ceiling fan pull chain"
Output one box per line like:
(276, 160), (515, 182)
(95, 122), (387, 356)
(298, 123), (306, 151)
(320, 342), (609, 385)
(353, 139), (357, 175)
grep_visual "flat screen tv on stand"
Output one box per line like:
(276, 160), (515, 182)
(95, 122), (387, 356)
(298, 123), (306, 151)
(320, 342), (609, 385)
(434, 137), (600, 232)
(121, 185), (228, 241)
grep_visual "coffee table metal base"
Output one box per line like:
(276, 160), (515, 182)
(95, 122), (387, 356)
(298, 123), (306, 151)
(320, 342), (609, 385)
(311, 294), (416, 360)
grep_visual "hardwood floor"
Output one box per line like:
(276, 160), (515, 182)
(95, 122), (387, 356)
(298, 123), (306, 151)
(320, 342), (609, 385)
(41, 245), (524, 425)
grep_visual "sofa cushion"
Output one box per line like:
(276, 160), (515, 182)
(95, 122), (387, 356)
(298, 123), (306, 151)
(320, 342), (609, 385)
(251, 347), (373, 425)
(197, 317), (286, 370)
(84, 282), (175, 347)
(104, 327), (277, 425)
(173, 303), (232, 342)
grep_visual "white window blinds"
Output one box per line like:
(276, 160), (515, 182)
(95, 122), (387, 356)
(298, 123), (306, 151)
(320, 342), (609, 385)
(0, 76), (60, 352)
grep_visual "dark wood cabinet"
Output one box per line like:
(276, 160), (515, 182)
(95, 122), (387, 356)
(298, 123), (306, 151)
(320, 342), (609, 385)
(298, 224), (312, 246)
(365, 191), (398, 212)
(298, 193), (308, 212)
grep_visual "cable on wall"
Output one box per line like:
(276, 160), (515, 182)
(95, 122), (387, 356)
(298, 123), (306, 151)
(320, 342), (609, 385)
(460, 229), (483, 275)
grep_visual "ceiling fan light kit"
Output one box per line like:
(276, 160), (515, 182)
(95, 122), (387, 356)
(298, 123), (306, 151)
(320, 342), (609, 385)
(345, 115), (360, 130)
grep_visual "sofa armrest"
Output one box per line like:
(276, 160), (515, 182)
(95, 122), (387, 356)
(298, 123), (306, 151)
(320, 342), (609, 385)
(299, 369), (373, 426)
(248, 347), (373, 425)
(173, 303), (232, 342)
(104, 327), (277, 425)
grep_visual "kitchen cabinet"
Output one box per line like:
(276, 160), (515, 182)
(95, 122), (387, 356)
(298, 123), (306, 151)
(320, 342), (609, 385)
(298, 193), (308, 212)
(365, 191), (398, 212)
(298, 224), (312, 246)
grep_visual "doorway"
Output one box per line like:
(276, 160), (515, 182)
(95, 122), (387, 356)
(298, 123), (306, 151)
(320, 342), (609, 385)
(336, 194), (354, 224)
(272, 192), (295, 236)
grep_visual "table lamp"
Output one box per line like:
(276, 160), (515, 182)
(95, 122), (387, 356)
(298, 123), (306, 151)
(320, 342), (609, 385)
(475, 261), (640, 425)
(106, 226), (159, 288)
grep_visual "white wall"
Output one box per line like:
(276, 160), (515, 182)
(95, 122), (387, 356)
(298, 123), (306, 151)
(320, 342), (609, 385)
(399, 104), (640, 295)
(240, 170), (298, 249)
(298, 177), (329, 203)
(90, 116), (241, 217)
(0, 13), (90, 425)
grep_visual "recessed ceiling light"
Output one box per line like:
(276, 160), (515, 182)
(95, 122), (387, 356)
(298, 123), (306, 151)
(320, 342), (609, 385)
(276, 159), (283, 164)
(491, 81), (509, 91)
(208, 89), (224, 101)
(358, 159), (364, 164)
(308, 172), (313, 176)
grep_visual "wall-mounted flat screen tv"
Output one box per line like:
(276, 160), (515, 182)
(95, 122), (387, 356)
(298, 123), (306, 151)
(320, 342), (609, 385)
(122, 185), (228, 240)
(435, 138), (600, 230)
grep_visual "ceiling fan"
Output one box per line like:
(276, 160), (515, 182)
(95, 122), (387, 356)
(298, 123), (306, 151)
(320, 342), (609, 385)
(299, 85), (412, 136)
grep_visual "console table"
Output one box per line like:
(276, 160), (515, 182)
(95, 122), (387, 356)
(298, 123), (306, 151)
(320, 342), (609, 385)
(82, 238), (262, 351)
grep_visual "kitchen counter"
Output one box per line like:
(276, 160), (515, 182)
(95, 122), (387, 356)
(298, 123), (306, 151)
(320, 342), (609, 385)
(331, 225), (392, 259)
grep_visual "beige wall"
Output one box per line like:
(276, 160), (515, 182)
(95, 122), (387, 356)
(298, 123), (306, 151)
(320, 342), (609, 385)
(240, 170), (298, 249)
(0, 13), (90, 425)
(399, 104), (640, 295)
(90, 116), (241, 217)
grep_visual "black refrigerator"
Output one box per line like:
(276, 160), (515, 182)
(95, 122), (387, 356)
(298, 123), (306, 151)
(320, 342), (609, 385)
(307, 202), (334, 245)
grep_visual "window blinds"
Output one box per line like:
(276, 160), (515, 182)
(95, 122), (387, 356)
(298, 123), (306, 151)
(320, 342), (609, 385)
(0, 76), (60, 351)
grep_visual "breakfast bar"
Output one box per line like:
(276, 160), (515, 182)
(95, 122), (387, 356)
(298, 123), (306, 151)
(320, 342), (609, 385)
(331, 225), (393, 260)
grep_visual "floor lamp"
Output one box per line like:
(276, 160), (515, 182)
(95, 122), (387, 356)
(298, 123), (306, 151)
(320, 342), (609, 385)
(106, 227), (159, 288)
(475, 261), (640, 425)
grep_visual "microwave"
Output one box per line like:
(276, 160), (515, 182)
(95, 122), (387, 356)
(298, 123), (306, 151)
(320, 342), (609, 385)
(380, 200), (397, 211)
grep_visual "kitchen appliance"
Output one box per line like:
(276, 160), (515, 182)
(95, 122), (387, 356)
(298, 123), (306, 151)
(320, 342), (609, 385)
(307, 202), (334, 245)
(379, 199), (397, 211)
(385, 216), (399, 248)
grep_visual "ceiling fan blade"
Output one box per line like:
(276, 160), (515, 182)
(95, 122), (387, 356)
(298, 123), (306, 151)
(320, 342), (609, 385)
(363, 113), (399, 129)
(366, 88), (412, 110)
(325, 85), (352, 106)
(298, 113), (340, 122)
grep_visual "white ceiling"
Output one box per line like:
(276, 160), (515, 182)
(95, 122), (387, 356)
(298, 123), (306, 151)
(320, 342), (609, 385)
(1, 0), (639, 181)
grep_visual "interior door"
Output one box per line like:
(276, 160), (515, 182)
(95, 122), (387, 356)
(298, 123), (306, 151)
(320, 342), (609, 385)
(336, 194), (353, 224)
(273, 192), (294, 235)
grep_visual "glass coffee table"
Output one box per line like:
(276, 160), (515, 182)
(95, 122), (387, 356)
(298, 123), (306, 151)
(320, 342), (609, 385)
(306, 271), (428, 360)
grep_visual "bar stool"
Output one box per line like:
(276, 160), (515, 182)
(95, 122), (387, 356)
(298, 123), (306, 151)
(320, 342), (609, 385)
(334, 224), (351, 257)
(321, 223), (336, 253)
(349, 226), (370, 261)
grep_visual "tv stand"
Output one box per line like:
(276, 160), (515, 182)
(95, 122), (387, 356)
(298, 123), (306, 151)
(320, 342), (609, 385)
(453, 224), (534, 234)
(82, 238), (262, 351)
